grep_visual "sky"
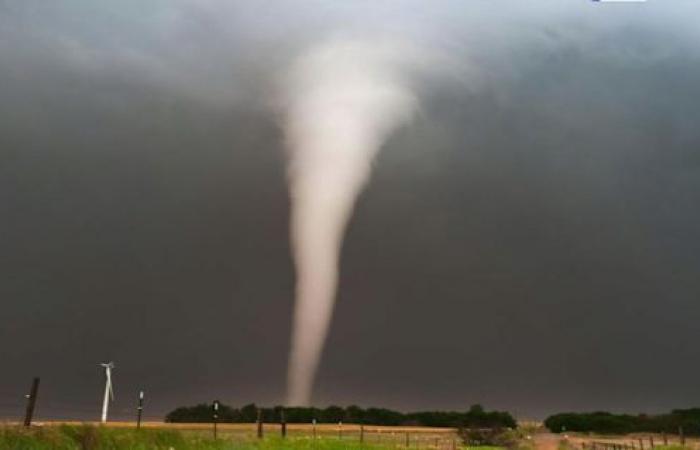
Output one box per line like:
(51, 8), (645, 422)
(1, 0), (699, 421)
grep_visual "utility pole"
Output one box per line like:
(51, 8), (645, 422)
(136, 391), (144, 429)
(23, 377), (40, 427)
(212, 400), (219, 439)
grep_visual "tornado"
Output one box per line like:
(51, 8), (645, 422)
(282, 39), (419, 406)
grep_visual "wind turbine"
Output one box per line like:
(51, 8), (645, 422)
(100, 362), (115, 423)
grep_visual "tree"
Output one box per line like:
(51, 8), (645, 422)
(165, 403), (517, 428)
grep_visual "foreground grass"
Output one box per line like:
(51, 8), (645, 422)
(1, 425), (465, 450)
(1, 425), (220, 450)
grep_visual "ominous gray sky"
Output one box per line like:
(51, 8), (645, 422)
(1, 1), (699, 421)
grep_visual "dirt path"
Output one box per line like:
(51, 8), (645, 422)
(533, 432), (563, 450)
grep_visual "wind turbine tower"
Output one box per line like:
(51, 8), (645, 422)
(100, 362), (115, 423)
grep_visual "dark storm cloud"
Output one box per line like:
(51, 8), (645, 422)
(1, 1), (699, 420)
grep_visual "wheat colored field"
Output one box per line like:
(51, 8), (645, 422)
(26, 422), (455, 434)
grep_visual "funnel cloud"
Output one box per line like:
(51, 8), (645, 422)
(283, 39), (419, 405)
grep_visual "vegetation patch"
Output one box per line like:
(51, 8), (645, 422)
(544, 409), (700, 435)
(167, 403), (515, 429)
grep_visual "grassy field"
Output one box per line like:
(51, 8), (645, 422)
(23, 422), (456, 435)
(7, 422), (695, 450)
(0, 424), (470, 450)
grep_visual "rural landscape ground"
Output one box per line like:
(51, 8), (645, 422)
(1, 422), (697, 450)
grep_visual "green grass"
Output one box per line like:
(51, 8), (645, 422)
(0, 425), (213, 450)
(0, 425), (485, 450)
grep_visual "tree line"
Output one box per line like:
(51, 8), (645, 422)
(545, 409), (700, 435)
(165, 403), (516, 428)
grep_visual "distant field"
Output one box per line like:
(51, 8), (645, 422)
(14, 421), (458, 437)
(50, 422), (455, 433)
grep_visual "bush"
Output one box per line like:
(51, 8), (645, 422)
(458, 427), (519, 448)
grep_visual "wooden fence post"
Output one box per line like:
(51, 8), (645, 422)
(280, 408), (286, 438)
(23, 377), (40, 427)
(256, 408), (264, 439)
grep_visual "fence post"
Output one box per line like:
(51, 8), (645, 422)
(280, 408), (287, 438)
(23, 377), (40, 427)
(212, 400), (219, 439)
(679, 426), (685, 446)
(405, 432), (410, 448)
(662, 433), (667, 446)
(360, 424), (364, 444)
(136, 390), (144, 430)
(257, 408), (263, 439)
(638, 438), (644, 450)
(649, 436), (654, 448)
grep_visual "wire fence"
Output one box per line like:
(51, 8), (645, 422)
(1, 389), (459, 449)
(0, 417), (460, 449)
(569, 433), (700, 450)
